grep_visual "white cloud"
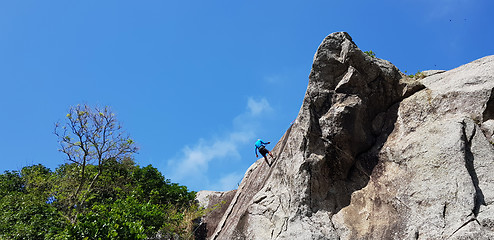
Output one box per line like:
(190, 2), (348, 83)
(166, 135), (249, 185)
(247, 97), (272, 116)
(166, 97), (271, 191)
(264, 74), (281, 84)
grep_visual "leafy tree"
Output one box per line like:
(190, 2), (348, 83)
(0, 170), (24, 195)
(0, 162), (201, 240)
(0, 193), (66, 240)
(0, 169), (67, 240)
(21, 164), (53, 198)
(67, 196), (164, 240)
(89, 157), (137, 203)
(56, 162), (199, 239)
(131, 165), (196, 206)
(0, 104), (203, 239)
(54, 104), (138, 221)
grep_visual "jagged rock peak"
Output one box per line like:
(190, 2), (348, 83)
(197, 32), (494, 240)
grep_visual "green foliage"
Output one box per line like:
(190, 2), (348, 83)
(408, 70), (425, 79)
(21, 164), (53, 197)
(132, 165), (196, 207)
(0, 162), (200, 240)
(0, 192), (67, 240)
(54, 104), (139, 221)
(0, 170), (24, 195)
(67, 196), (163, 239)
(0, 104), (202, 239)
(364, 50), (376, 58)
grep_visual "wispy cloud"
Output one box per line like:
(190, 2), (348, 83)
(264, 74), (282, 84)
(247, 97), (272, 116)
(166, 97), (272, 191)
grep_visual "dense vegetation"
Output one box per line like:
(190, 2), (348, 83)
(0, 162), (199, 239)
(0, 105), (201, 239)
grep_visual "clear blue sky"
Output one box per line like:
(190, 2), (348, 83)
(1, 0), (493, 192)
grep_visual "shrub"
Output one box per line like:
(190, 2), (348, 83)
(409, 70), (425, 79)
(364, 50), (376, 58)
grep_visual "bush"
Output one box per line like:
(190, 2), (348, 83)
(0, 162), (201, 240)
(364, 50), (376, 58)
(408, 70), (425, 79)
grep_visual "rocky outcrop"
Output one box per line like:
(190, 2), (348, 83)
(332, 55), (494, 239)
(195, 190), (237, 239)
(204, 32), (494, 239)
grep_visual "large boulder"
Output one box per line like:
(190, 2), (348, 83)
(207, 32), (494, 239)
(333, 55), (494, 239)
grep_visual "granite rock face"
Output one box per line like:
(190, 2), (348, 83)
(195, 190), (237, 239)
(204, 32), (494, 239)
(332, 55), (494, 239)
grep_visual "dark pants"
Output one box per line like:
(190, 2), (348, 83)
(259, 146), (269, 157)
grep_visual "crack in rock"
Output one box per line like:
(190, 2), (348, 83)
(460, 119), (487, 218)
(449, 218), (480, 239)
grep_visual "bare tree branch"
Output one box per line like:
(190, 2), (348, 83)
(54, 104), (138, 222)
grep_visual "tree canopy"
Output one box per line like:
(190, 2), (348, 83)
(0, 104), (201, 239)
(0, 162), (199, 239)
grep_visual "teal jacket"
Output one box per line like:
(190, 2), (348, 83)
(255, 139), (269, 155)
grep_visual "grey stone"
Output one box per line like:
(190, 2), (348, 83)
(195, 190), (237, 239)
(205, 32), (494, 239)
(422, 69), (446, 77)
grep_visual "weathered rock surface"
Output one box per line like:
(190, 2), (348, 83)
(203, 32), (494, 239)
(195, 190), (236, 239)
(333, 55), (494, 239)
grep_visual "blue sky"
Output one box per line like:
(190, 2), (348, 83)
(1, 0), (493, 192)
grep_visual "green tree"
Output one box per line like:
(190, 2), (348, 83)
(0, 170), (24, 195)
(0, 168), (67, 240)
(67, 196), (171, 240)
(132, 165), (196, 207)
(0, 161), (201, 239)
(0, 104), (202, 239)
(54, 104), (138, 221)
(89, 157), (137, 203)
(21, 164), (53, 197)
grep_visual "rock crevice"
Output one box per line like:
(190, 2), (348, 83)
(461, 119), (487, 218)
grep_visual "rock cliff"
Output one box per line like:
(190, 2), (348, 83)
(198, 32), (494, 239)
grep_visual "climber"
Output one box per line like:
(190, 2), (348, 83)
(255, 139), (275, 166)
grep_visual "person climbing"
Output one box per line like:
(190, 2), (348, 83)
(255, 139), (275, 166)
